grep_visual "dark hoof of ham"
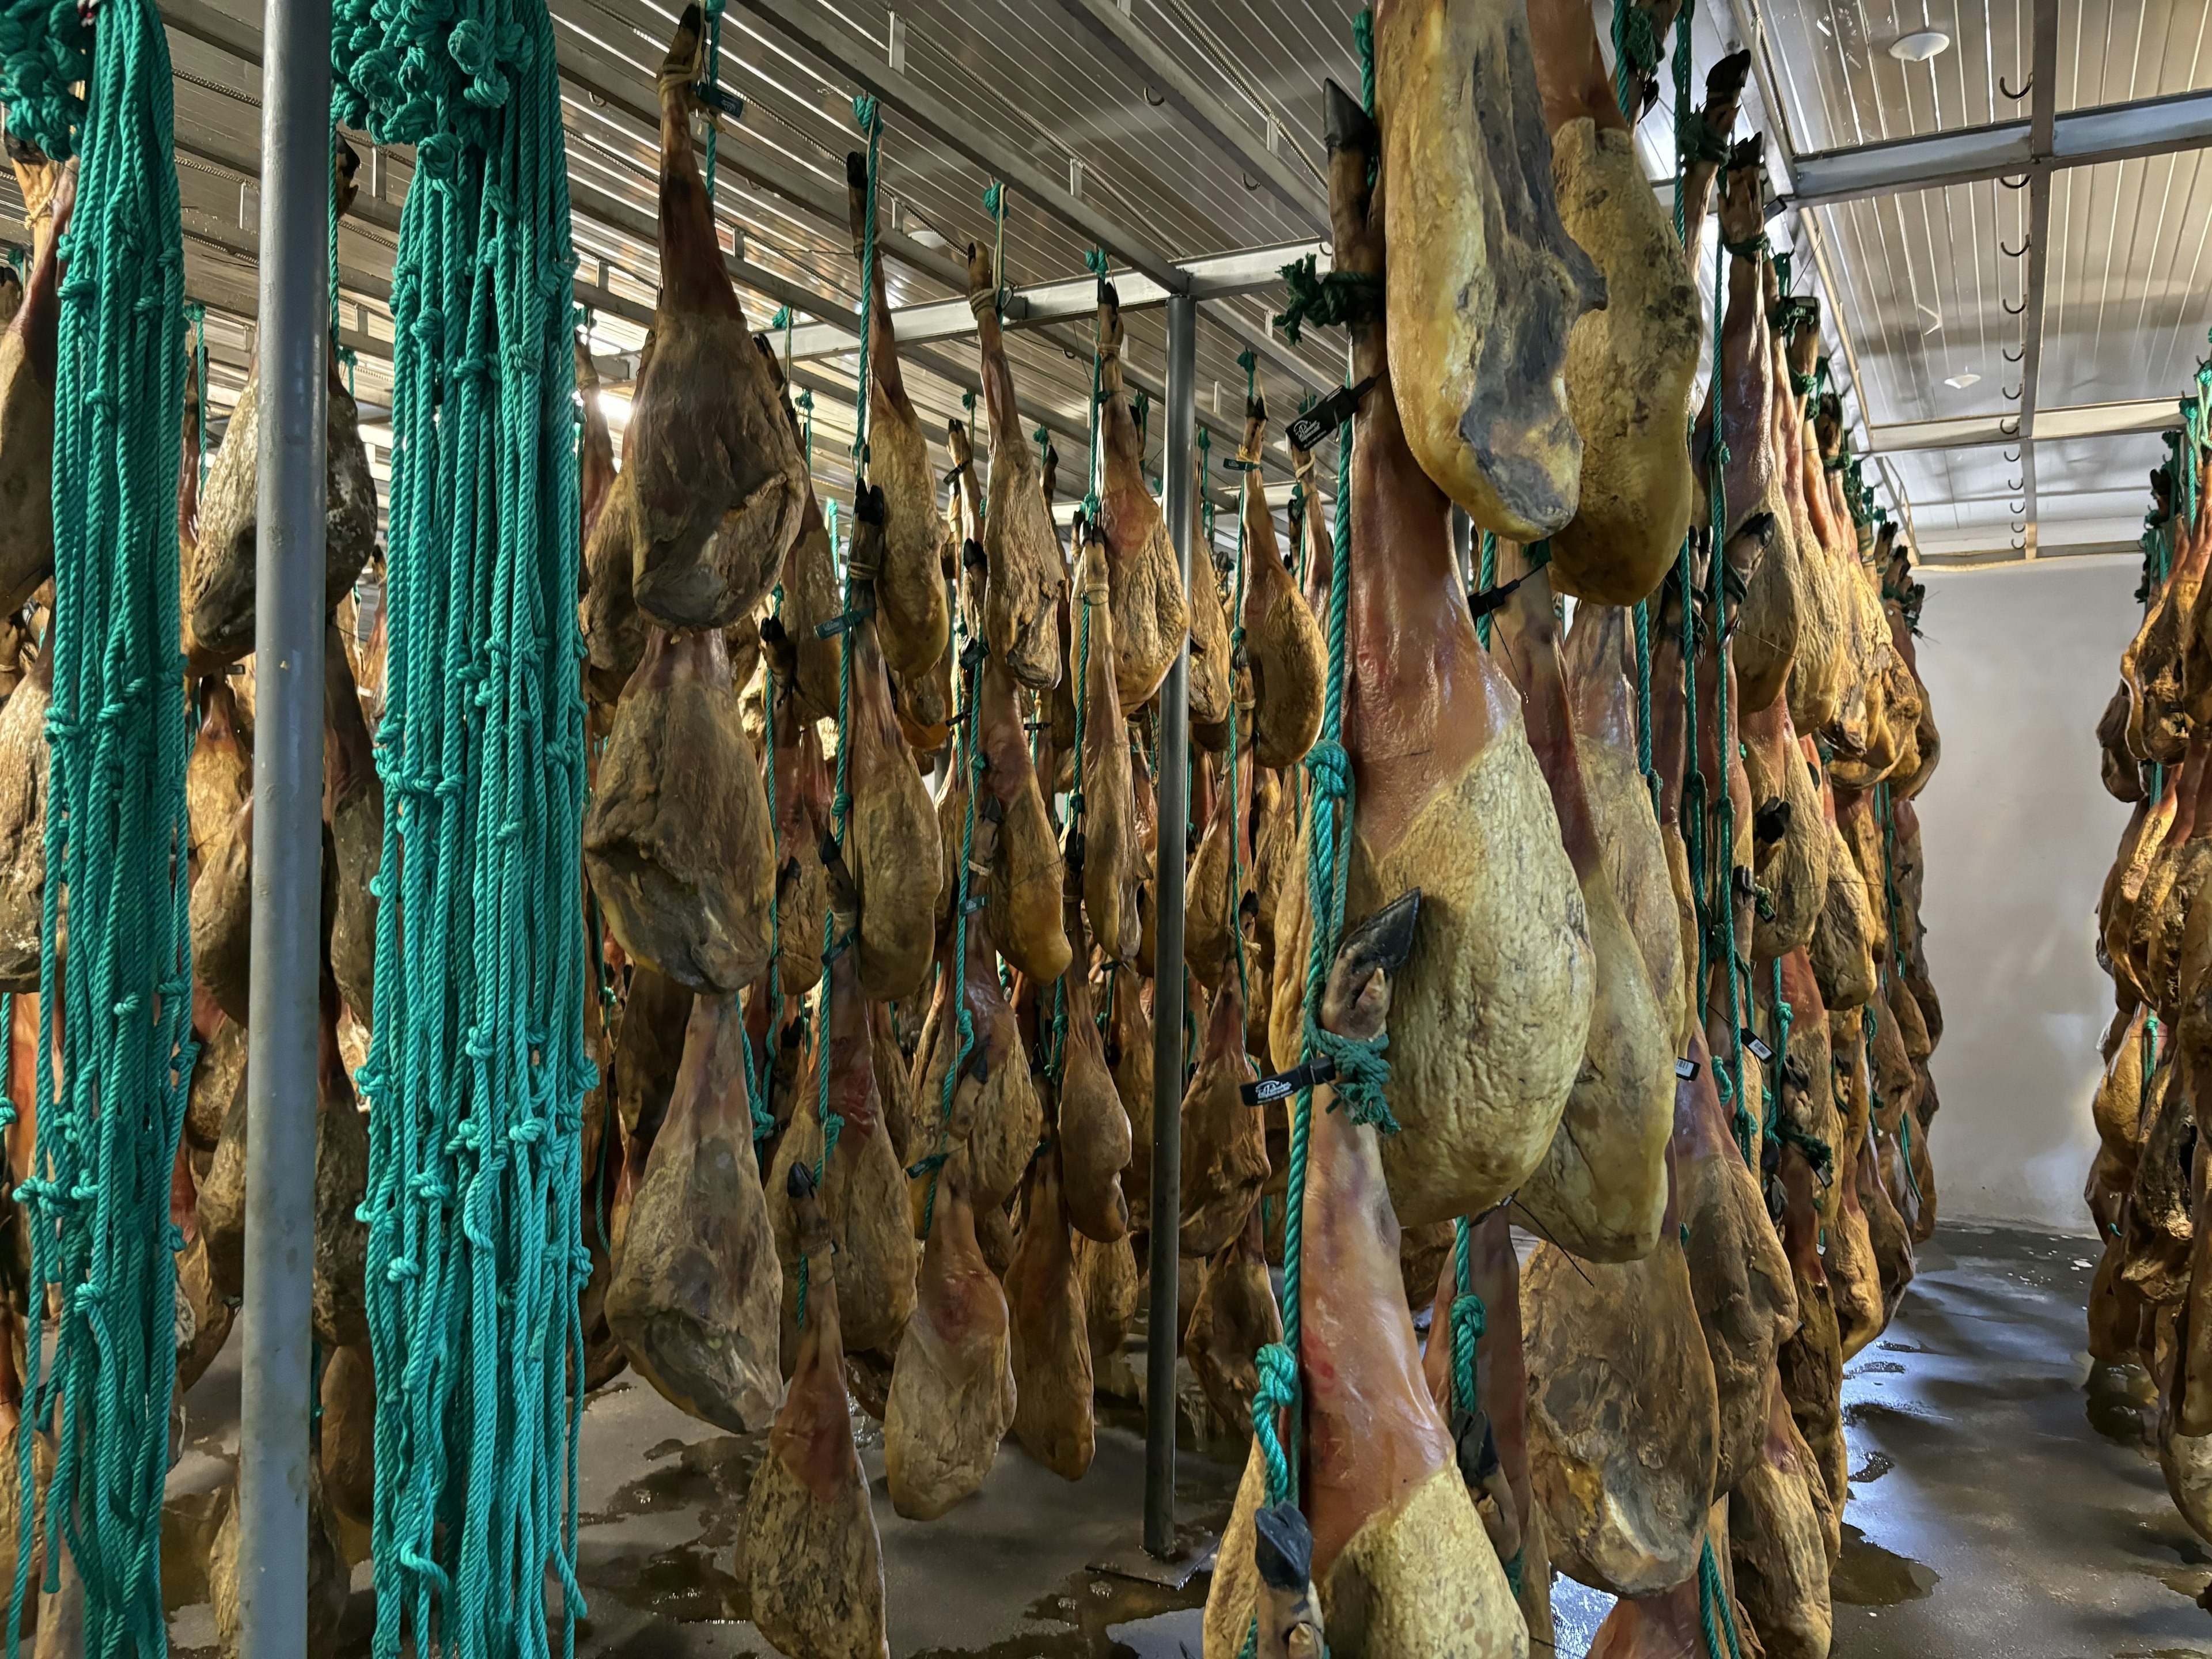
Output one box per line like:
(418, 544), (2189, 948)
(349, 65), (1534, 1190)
(1323, 79), (1373, 154)
(1321, 890), (1421, 1040)
(1708, 49), (1754, 104)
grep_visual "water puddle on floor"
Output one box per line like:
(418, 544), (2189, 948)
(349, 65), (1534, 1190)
(1830, 1522), (1940, 1606)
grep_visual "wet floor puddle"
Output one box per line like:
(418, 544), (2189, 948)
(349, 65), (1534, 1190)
(1830, 1522), (1940, 1606)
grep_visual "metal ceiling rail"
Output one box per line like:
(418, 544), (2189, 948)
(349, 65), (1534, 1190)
(1046, 0), (1328, 233)
(1787, 85), (2212, 209)
(726, 0), (1186, 291)
(781, 238), (1324, 359)
(1865, 397), (2187, 454)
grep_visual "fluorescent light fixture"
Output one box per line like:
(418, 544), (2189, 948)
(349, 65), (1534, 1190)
(1943, 371), (1980, 389)
(1889, 30), (1950, 62)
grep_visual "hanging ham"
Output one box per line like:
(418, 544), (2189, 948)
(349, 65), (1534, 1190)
(1269, 82), (1590, 1229)
(1006, 1143), (1094, 1480)
(605, 997), (785, 1433)
(910, 879), (1041, 1216)
(766, 945), (918, 1366)
(624, 8), (807, 630)
(1374, 0), (1601, 540)
(1188, 1200), (1282, 1438)
(846, 152), (948, 683)
(884, 1135), (1017, 1518)
(964, 247), (1063, 690)
(585, 625), (775, 997)
(190, 144), (376, 670)
(0, 643), (51, 990)
(1204, 893), (1523, 1653)
(1072, 525), (1143, 963)
(0, 162), (71, 622)
(739, 1164), (891, 1659)
(838, 500), (945, 1000)
(1493, 550), (1674, 1261)
(1090, 289), (1196, 713)
(324, 625), (381, 1025)
(1237, 397), (1328, 768)
(1528, 0), (1699, 604)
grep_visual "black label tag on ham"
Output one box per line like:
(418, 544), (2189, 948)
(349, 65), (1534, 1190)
(1675, 1057), (1701, 1080)
(1285, 376), (1376, 453)
(694, 81), (746, 120)
(1744, 1032), (1774, 1065)
(1243, 1054), (1337, 1107)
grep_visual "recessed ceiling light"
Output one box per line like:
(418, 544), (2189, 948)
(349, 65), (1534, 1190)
(908, 226), (949, 249)
(1890, 29), (1951, 62)
(1944, 370), (1980, 389)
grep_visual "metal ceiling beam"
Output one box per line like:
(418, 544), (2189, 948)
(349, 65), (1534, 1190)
(1866, 396), (2188, 454)
(782, 238), (1321, 358)
(1045, 0), (1327, 232)
(727, 0), (1187, 293)
(1787, 86), (2212, 208)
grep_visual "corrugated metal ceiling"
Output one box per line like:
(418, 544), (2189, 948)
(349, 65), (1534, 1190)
(1, 0), (2205, 557)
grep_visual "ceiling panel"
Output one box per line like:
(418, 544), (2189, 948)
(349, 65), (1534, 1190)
(1764, 0), (2030, 156)
(2041, 150), (2212, 408)
(2057, 0), (2212, 111)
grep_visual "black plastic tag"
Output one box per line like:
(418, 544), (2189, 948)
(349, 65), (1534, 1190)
(1675, 1057), (1700, 1080)
(1744, 1033), (1775, 1064)
(694, 82), (746, 121)
(1242, 1053), (1336, 1106)
(1287, 376), (1377, 452)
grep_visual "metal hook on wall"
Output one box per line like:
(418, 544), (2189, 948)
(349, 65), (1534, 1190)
(2009, 476), (2024, 491)
(2000, 71), (2033, 100)
(2004, 293), (2027, 314)
(2005, 447), (2020, 463)
(2012, 502), (2027, 518)
(2002, 233), (2031, 257)
(2005, 382), (2022, 400)
(2001, 172), (2031, 189)
(2003, 342), (2024, 362)
(2001, 416), (2021, 436)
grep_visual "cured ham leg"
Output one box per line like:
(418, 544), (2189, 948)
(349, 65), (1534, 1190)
(1728, 1372), (1836, 1659)
(624, 9), (805, 630)
(1678, 53), (1751, 260)
(1741, 694), (1827, 961)
(1771, 950), (1846, 1525)
(1006, 1144), (1095, 1480)
(884, 1134), (1017, 1518)
(974, 647), (1070, 984)
(324, 627), (381, 1026)
(766, 945), (918, 1365)
(1189, 1200), (1282, 1437)
(1177, 965), (1264, 1259)
(0, 160), (70, 624)
(1205, 893), (1525, 1656)
(965, 247), (1063, 690)
(1072, 527), (1141, 964)
(1526, 0), (1699, 604)
(1094, 291), (1203, 714)
(584, 626), (775, 997)
(606, 997), (784, 1433)
(0, 644), (52, 989)
(845, 153), (948, 681)
(1675, 1032), (1797, 1498)
(1237, 398), (1327, 767)
(1525, 1108), (1717, 1597)
(190, 145), (376, 671)
(842, 513), (945, 1001)
(1493, 550), (1673, 1260)
(1375, 0), (1601, 540)
(1269, 81), (1590, 1230)
(1424, 1211), (1556, 1646)
(1692, 139), (1777, 547)
(1825, 1012), (1887, 1356)
(1056, 906), (1131, 1243)
(910, 893), (1041, 1215)
(740, 1165), (891, 1659)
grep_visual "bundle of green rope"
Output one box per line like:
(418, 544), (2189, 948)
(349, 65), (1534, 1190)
(0, 0), (194, 1649)
(333, 0), (593, 1651)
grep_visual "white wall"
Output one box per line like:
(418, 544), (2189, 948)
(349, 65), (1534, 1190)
(1914, 553), (2142, 1233)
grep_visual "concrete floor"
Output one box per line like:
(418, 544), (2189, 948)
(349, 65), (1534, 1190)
(157, 1223), (2212, 1657)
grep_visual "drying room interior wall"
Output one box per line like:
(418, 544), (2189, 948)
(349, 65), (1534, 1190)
(1913, 552), (2141, 1233)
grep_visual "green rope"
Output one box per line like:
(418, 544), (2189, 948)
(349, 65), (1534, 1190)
(1271, 253), (1382, 346)
(918, 643), (984, 1236)
(1612, 0), (1659, 119)
(982, 179), (1009, 319)
(1449, 1217), (1483, 1417)
(1671, 0), (1696, 247)
(1699, 1534), (1745, 1659)
(1634, 600), (1659, 819)
(335, 0), (593, 1647)
(700, 0), (725, 201)
(798, 94), (884, 1329)
(186, 300), (209, 491)
(0, 2), (194, 1645)
(1475, 531), (1497, 649)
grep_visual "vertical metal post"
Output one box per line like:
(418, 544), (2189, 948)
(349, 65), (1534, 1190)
(239, 0), (331, 1653)
(1144, 293), (1197, 1560)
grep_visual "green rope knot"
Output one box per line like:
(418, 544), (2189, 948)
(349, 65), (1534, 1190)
(1616, 3), (1660, 73)
(1272, 255), (1383, 344)
(1309, 1025), (1396, 1132)
(1250, 1342), (1299, 1505)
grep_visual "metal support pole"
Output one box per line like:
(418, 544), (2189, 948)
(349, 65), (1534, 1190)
(238, 0), (330, 1652)
(1144, 293), (1198, 1560)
